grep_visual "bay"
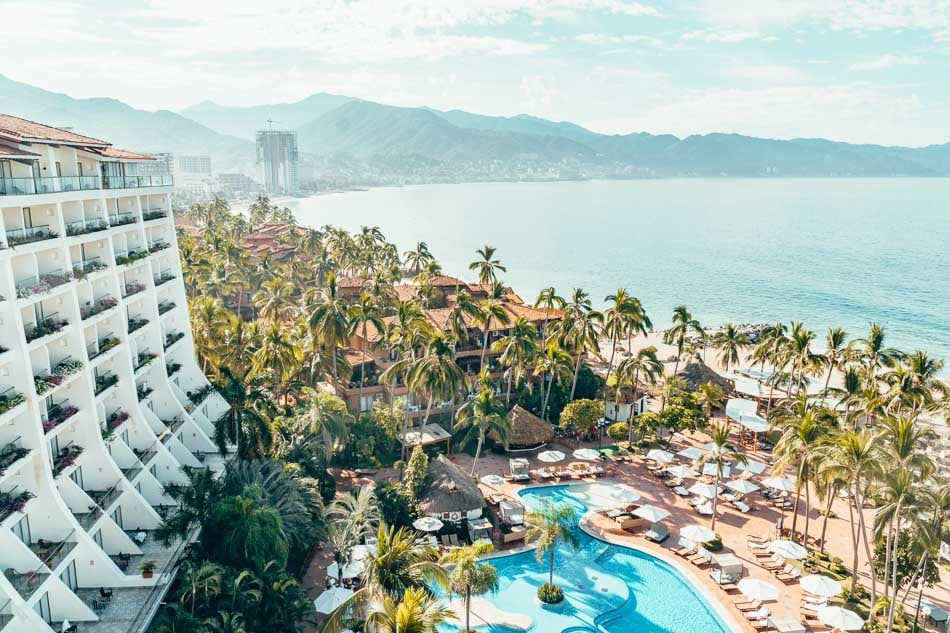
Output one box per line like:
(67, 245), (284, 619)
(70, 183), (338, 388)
(284, 178), (950, 367)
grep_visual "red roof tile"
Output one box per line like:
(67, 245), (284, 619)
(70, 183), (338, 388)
(0, 144), (40, 159)
(85, 146), (154, 161)
(0, 114), (110, 146)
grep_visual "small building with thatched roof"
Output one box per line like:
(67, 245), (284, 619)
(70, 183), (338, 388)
(491, 405), (553, 451)
(675, 361), (735, 395)
(418, 455), (484, 523)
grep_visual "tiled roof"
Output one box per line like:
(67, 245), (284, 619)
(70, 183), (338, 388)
(0, 114), (110, 146)
(425, 275), (466, 288)
(336, 275), (366, 289)
(0, 144), (40, 159)
(85, 146), (154, 161)
(344, 348), (375, 366)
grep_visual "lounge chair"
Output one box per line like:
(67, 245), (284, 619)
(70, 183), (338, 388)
(746, 534), (769, 544)
(695, 503), (714, 516)
(672, 486), (690, 497)
(750, 618), (773, 630)
(663, 477), (682, 489)
(644, 524), (669, 543)
(734, 599), (762, 612)
(733, 500), (752, 513)
(776, 567), (801, 582)
(671, 537), (695, 556)
(744, 608), (770, 622)
(537, 468), (556, 480)
(688, 549), (711, 567)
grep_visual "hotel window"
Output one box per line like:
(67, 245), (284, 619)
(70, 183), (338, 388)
(0, 159), (11, 180)
(60, 560), (78, 591)
(12, 515), (31, 545)
(93, 529), (103, 548)
(33, 592), (51, 624)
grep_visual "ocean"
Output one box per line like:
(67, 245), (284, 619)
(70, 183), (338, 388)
(283, 178), (950, 366)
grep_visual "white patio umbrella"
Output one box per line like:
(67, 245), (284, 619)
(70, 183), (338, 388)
(538, 450), (565, 463)
(770, 539), (808, 560)
(480, 474), (506, 487)
(313, 587), (354, 614)
(761, 476), (796, 492)
(680, 525), (716, 543)
(702, 462), (731, 478)
(737, 578), (779, 602)
(610, 486), (641, 504)
(688, 482), (719, 498)
(349, 543), (376, 562)
(327, 559), (365, 579)
(676, 447), (704, 460)
(665, 464), (699, 479)
(413, 517), (444, 532)
(736, 460), (767, 475)
(573, 448), (601, 461)
(799, 574), (841, 598)
(817, 606), (863, 631)
(726, 479), (760, 494)
(646, 449), (674, 463)
(633, 504), (670, 523)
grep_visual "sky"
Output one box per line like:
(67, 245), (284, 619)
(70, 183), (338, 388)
(4, 0), (950, 146)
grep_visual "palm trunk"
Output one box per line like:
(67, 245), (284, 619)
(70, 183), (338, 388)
(882, 516), (894, 602)
(423, 394), (433, 426)
(506, 370), (513, 407)
(886, 517), (902, 633)
(570, 352), (583, 402)
(822, 362), (834, 395)
(627, 368), (641, 447)
(855, 487), (878, 624)
(672, 336), (683, 377)
(603, 336), (617, 423)
(819, 490), (834, 553)
(471, 434), (484, 476)
(465, 588), (471, 633)
(790, 482), (802, 541)
(803, 480), (811, 548)
(711, 470), (720, 531)
(358, 322), (368, 409)
(549, 549), (555, 585)
(542, 372), (553, 420)
(480, 318), (492, 370)
(847, 487), (860, 599)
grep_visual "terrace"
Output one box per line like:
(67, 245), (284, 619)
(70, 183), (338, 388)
(73, 255), (109, 279)
(115, 248), (148, 267)
(34, 357), (83, 395)
(88, 334), (120, 360)
(81, 296), (119, 320)
(142, 208), (168, 222)
(0, 437), (30, 478)
(0, 489), (34, 524)
(42, 399), (79, 434)
(5, 224), (58, 246)
(0, 387), (25, 416)
(65, 217), (109, 237)
(16, 269), (72, 299)
(128, 316), (149, 333)
(51, 444), (84, 477)
(109, 211), (138, 228)
(0, 175), (100, 196)
(123, 280), (146, 298)
(28, 532), (78, 572)
(24, 313), (69, 343)
(134, 349), (157, 372)
(157, 300), (176, 315)
(164, 330), (184, 350)
(95, 371), (119, 395)
(153, 270), (175, 287)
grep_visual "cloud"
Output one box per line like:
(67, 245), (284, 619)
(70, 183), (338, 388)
(724, 63), (806, 83)
(849, 54), (922, 71)
(574, 33), (664, 46)
(682, 29), (766, 42)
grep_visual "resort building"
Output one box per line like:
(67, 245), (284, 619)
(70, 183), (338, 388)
(0, 114), (229, 632)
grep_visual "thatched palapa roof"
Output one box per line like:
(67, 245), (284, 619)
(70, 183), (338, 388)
(418, 455), (484, 516)
(491, 405), (553, 449)
(675, 361), (735, 394)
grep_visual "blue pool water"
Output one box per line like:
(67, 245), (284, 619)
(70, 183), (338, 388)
(436, 484), (730, 632)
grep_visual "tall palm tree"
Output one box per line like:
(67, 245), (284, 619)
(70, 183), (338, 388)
(601, 289), (637, 420)
(474, 283), (511, 370)
(785, 322), (822, 395)
(443, 542), (498, 633)
(821, 327), (848, 395)
(525, 499), (579, 592)
(253, 277), (297, 324)
(533, 342), (574, 420)
(403, 242), (434, 276)
(217, 315), (260, 381)
(252, 323), (300, 404)
(360, 587), (450, 633)
(711, 323), (750, 373)
(693, 422), (746, 531)
(492, 317), (539, 405)
(851, 323), (904, 391)
(308, 274), (350, 390)
(190, 296), (227, 372)
(349, 293), (385, 407)
(364, 525), (447, 598)
(407, 330), (467, 426)
(327, 487), (380, 544)
(872, 469), (919, 632)
(214, 366), (274, 458)
(446, 290), (479, 347)
(556, 288), (603, 402)
(664, 305), (704, 376)
(179, 560), (224, 615)
(533, 287), (565, 352)
(614, 346), (663, 445)
(454, 378), (510, 475)
(468, 245), (506, 284)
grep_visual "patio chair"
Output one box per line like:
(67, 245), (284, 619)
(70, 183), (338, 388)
(743, 607), (770, 622)
(671, 537), (695, 557)
(733, 599), (762, 612)
(644, 524), (669, 543)
(776, 567), (801, 582)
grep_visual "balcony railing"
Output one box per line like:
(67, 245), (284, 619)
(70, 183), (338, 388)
(88, 334), (119, 360)
(134, 444), (158, 468)
(94, 371), (119, 395)
(137, 384), (153, 401)
(154, 270), (175, 286)
(106, 409), (129, 432)
(0, 387), (25, 416)
(109, 212), (137, 227)
(24, 314), (69, 343)
(135, 349), (157, 371)
(148, 240), (170, 254)
(6, 563), (49, 602)
(103, 174), (172, 189)
(0, 437), (29, 477)
(157, 300), (176, 315)
(5, 224), (58, 246)
(72, 256), (108, 279)
(0, 175), (100, 196)
(166, 362), (182, 377)
(81, 295), (119, 320)
(164, 331), (185, 350)
(116, 248), (148, 267)
(123, 281), (146, 298)
(142, 208), (168, 221)
(0, 489), (34, 524)
(42, 400), (78, 434)
(52, 444), (84, 477)
(128, 316), (149, 333)
(89, 482), (123, 513)
(32, 531), (77, 571)
(34, 357), (83, 395)
(65, 217), (109, 237)
(16, 269), (72, 299)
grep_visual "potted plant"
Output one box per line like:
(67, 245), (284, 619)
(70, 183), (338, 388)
(140, 560), (157, 578)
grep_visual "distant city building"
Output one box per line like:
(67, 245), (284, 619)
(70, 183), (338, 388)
(175, 155), (213, 197)
(256, 129), (298, 194)
(176, 155), (212, 176)
(215, 172), (259, 195)
(145, 152), (174, 176)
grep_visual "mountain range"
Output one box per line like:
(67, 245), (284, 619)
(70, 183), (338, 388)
(3, 73), (950, 180)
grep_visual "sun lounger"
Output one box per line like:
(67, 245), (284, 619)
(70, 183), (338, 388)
(733, 500), (752, 513)
(537, 468), (556, 480)
(776, 568), (801, 582)
(688, 549), (711, 567)
(663, 477), (682, 488)
(734, 599), (762, 612)
(746, 534), (769, 543)
(744, 608), (770, 622)
(672, 486), (690, 497)
(750, 618), (773, 630)
(695, 503), (714, 516)
(671, 537), (695, 556)
(645, 524), (669, 543)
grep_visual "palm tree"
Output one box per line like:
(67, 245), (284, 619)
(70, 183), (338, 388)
(556, 288), (603, 402)
(711, 323), (750, 373)
(785, 322), (822, 395)
(614, 346), (663, 445)
(492, 317), (539, 405)
(327, 486), (381, 544)
(403, 242), (434, 276)
(851, 323), (904, 391)
(349, 293), (385, 406)
(253, 277), (296, 324)
(533, 287), (565, 351)
(308, 274), (351, 390)
(214, 366), (274, 458)
(252, 322), (300, 403)
(821, 327), (848, 395)
(190, 296), (227, 372)
(525, 499), (579, 592)
(204, 611), (248, 633)
(446, 290), (479, 346)
(693, 422), (746, 531)
(443, 541), (498, 633)
(179, 560), (224, 614)
(474, 283), (511, 370)
(468, 245), (506, 284)
(533, 342), (574, 420)
(297, 387), (354, 463)
(601, 289), (643, 420)
(872, 469), (919, 632)
(217, 314), (260, 380)
(407, 330), (467, 426)
(454, 377), (510, 475)
(362, 587), (450, 633)
(364, 524), (447, 598)
(664, 305), (704, 376)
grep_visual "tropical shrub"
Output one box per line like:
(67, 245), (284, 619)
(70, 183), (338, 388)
(537, 582), (564, 604)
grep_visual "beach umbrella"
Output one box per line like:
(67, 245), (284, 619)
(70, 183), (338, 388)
(737, 578), (779, 602)
(573, 448), (601, 461)
(480, 474), (506, 487)
(799, 574), (841, 598)
(676, 447), (704, 460)
(817, 606), (863, 631)
(688, 482), (719, 498)
(646, 449), (674, 463)
(702, 463), (731, 478)
(610, 486), (641, 504)
(725, 479), (760, 494)
(538, 450), (565, 463)
(349, 543), (376, 562)
(327, 559), (365, 579)
(921, 602), (948, 622)
(666, 464), (699, 479)
(633, 504), (670, 523)
(313, 587), (354, 614)
(770, 540), (807, 560)
(680, 525), (716, 543)
(762, 476), (796, 492)
(740, 418), (770, 434)
(413, 517), (444, 532)
(736, 460), (767, 475)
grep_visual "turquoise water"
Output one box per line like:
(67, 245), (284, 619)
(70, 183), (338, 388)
(434, 484), (730, 633)
(287, 179), (950, 368)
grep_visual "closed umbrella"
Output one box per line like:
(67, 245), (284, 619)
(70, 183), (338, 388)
(737, 578), (779, 602)
(799, 574), (841, 598)
(413, 517), (444, 532)
(770, 540), (807, 560)
(480, 474), (506, 487)
(633, 504), (670, 523)
(313, 587), (354, 614)
(646, 449), (674, 463)
(538, 450), (565, 463)
(680, 525), (716, 543)
(762, 476), (796, 492)
(726, 479), (760, 494)
(688, 482), (719, 498)
(676, 447), (704, 460)
(573, 448), (601, 461)
(666, 464), (699, 479)
(817, 606), (863, 631)
(327, 559), (365, 579)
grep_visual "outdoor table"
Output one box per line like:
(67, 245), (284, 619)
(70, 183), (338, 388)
(711, 553), (744, 575)
(769, 615), (805, 633)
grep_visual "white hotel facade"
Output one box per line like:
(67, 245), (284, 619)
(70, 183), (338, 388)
(0, 115), (228, 632)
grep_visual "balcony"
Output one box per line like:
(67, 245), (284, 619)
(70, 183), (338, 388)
(105, 409), (129, 433)
(187, 385), (214, 407)
(157, 300), (176, 315)
(109, 212), (138, 228)
(122, 280), (146, 298)
(0, 175), (100, 196)
(24, 314), (69, 343)
(134, 349), (157, 372)
(136, 384), (153, 401)
(42, 400), (79, 434)
(165, 416), (185, 434)
(103, 174), (172, 189)
(166, 362), (182, 377)
(164, 330), (184, 350)
(142, 208), (168, 222)
(94, 371), (119, 395)
(148, 240), (170, 254)
(81, 295), (119, 320)
(16, 269), (73, 299)
(29, 532), (78, 571)
(153, 270), (175, 287)
(65, 217), (109, 237)
(0, 388), (25, 417)
(88, 334), (119, 360)
(52, 444), (84, 477)
(133, 445), (158, 468)
(128, 316), (149, 334)
(0, 437), (30, 478)
(72, 256), (108, 279)
(0, 489), (34, 524)
(87, 482), (123, 513)
(4, 565), (49, 602)
(34, 357), (83, 395)
(116, 248), (148, 267)
(5, 224), (58, 246)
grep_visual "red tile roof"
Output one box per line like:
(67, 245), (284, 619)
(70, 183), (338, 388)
(0, 145), (40, 159)
(0, 114), (110, 146)
(85, 146), (154, 161)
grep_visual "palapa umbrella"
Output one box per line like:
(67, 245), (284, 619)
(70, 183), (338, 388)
(737, 578), (779, 602)
(680, 525), (716, 543)
(676, 447), (704, 460)
(646, 449), (674, 463)
(413, 517), (444, 532)
(313, 587), (354, 614)
(726, 479), (760, 494)
(633, 504), (670, 523)
(480, 474), (506, 487)
(817, 606), (863, 631)
(666, 464), (699, 479)
(799, 574), (841, 598)
(538, 450), (565, 463)
(573, 448), (601, 461)
(770, 539), (807, 560)
(688, 482), (719, 498)
(761, 476), (796, 492)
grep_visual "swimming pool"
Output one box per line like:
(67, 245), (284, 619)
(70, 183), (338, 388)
(438, 483), (731, 633)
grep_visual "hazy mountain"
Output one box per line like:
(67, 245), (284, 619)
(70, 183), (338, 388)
(434, 110), (601, 145)
(180, 93), (354, 140)
(0, 74), (254, 172)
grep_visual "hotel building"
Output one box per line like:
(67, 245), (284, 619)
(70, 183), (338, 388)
(0, 115), (228, 632)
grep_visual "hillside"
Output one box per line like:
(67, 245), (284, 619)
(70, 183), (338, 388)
(180, 93), (354, 140)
